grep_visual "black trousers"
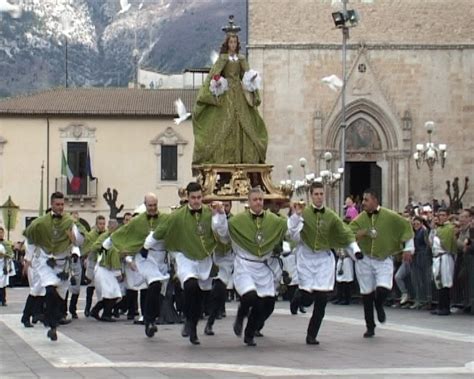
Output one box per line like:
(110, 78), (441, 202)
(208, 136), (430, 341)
(183, 278), (203, 327)
(237, 291), (276, 338)
(44, 286), (62, 328)
(298, 290), (328, 338)
(206, 279), (227, 327)
(126, 289), (138, 317)
(362, 287), (390, 330)
(144, 281), (162, 324)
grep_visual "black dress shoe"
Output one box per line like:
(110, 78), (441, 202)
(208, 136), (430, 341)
(290, 299), (299, 315)
(71, 313), (78, 319)
(181, 321), (190, 338)
(233, 317), (243, 337)
(204, 323), (214, 336)
(59, 318), (71, 325)
(190, 335), (201, 345)
(47, 328), (57, 341)
(298, 306), (306, 314)
(375, 304), (386, 323)
(306, 335), (319, 345)
(84, 309), (90, 318)
(363, 328), (375, 338)
(254, 330), (264, 337)
(22, 320), (34, 328)
(100, 316), (116, 322)
(436, 309), (451, 316)
(244, 336), (256, 346)
(145, 322), (158, 338)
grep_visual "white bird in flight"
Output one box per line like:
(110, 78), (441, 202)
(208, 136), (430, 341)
(0, 0), (22, 18)
(174, 98), (191, 125)
(118, 0), (131, 14)
(321, 74), (343, 91)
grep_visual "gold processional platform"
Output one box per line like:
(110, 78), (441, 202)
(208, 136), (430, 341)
(185, 164), (293, 206)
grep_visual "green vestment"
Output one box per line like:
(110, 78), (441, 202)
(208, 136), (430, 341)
(24, 213), (75, 254)
(153, 206), (216, 261)
(437, 222), (457, 254)
(0, 240), (14, 259)
(300, 207), (355, 251)
(111, 212), (166, 255)
(350, 207), (414, 259)
(192, 53), (267, 164)
(228, 211), (287, 257)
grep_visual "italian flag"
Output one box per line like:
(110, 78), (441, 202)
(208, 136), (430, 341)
(61, 149), (81, 192)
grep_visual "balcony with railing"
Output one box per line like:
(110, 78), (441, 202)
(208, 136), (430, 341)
(55, 176), (98, 207)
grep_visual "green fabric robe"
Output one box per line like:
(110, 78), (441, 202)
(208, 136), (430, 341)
(0, 240), (14, 259)
(24, 213), (75, 255)
(82, 228), (105, 257)
(93, 232), (121, 271)
(350, 207), (414, 259)
(437, 222), (457, 254)
(153, 206), (216, 261)
(300, 207), (355, 250)
(228, 210), (287, 257)
(111, 212), (166, 256)
(192, 53), (267, 164)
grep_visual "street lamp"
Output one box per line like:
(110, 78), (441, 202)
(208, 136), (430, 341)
(319, 152), (344, 209)
(331, 0), (359, 215)
(413, 121), (447, 203)
(0, 196), (19, 241)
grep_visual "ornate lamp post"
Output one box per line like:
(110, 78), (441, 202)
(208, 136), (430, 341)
(0, 196), (19, 241)
(331, 0), (359, 215)
(413, 121), (447, 203)
(319, 152), (344, 209)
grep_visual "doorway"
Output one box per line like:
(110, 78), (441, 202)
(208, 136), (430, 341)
(344, 161), (382, 205)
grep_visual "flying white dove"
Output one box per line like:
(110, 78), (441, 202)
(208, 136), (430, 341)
(174, 98), (191, 125)
(321, 74), (343, 92)
(210, 50), (219, 65)
(0, 0), (22, 18)
(118, 0), (131, 14)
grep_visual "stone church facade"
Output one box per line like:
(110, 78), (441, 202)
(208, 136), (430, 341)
(248, 0), (473, 211)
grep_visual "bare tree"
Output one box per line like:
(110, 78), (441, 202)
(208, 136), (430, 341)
(103, 188), (124, 219)
(445, 177), (469, 213)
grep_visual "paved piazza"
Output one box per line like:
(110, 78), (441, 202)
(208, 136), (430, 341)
(0, 287), (473, 378)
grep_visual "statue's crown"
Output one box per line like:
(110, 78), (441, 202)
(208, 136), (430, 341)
(222, 15), (241, 35)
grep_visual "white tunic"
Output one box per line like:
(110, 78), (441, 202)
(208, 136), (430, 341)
(336, 254), (354, 283)
(281, 253), (299, 286)
(213, 250), (235, 286)
(213, 213), (279, 297)
(355, 256), (394, 294)
(0, 257), (14, 288)
(24, 241), (45, 296)
(287, 213), (359, 292)
(174, 252), (213, 291)
(431, 234), (455, 289)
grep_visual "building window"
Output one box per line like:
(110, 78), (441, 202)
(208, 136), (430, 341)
(66, 141), (88, 195)
(161, 145), (178, 181)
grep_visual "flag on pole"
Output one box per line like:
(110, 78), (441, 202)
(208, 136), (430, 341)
(61, 149), (81, 192)
(86, 145), (96, 180)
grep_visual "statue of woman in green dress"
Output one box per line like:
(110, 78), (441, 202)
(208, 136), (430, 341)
(192, 33), (268, 165)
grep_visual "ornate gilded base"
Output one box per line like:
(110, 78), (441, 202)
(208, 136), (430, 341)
(190, 164), (292, 204)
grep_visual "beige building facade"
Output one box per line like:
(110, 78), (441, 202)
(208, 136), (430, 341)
(0, 88), (196, 241)
(248, 0), (473, 211)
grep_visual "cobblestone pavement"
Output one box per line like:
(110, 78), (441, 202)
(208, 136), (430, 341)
(1, 287), (473, 378)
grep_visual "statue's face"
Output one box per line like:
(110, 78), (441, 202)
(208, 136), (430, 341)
(228, 36), (238, 53)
